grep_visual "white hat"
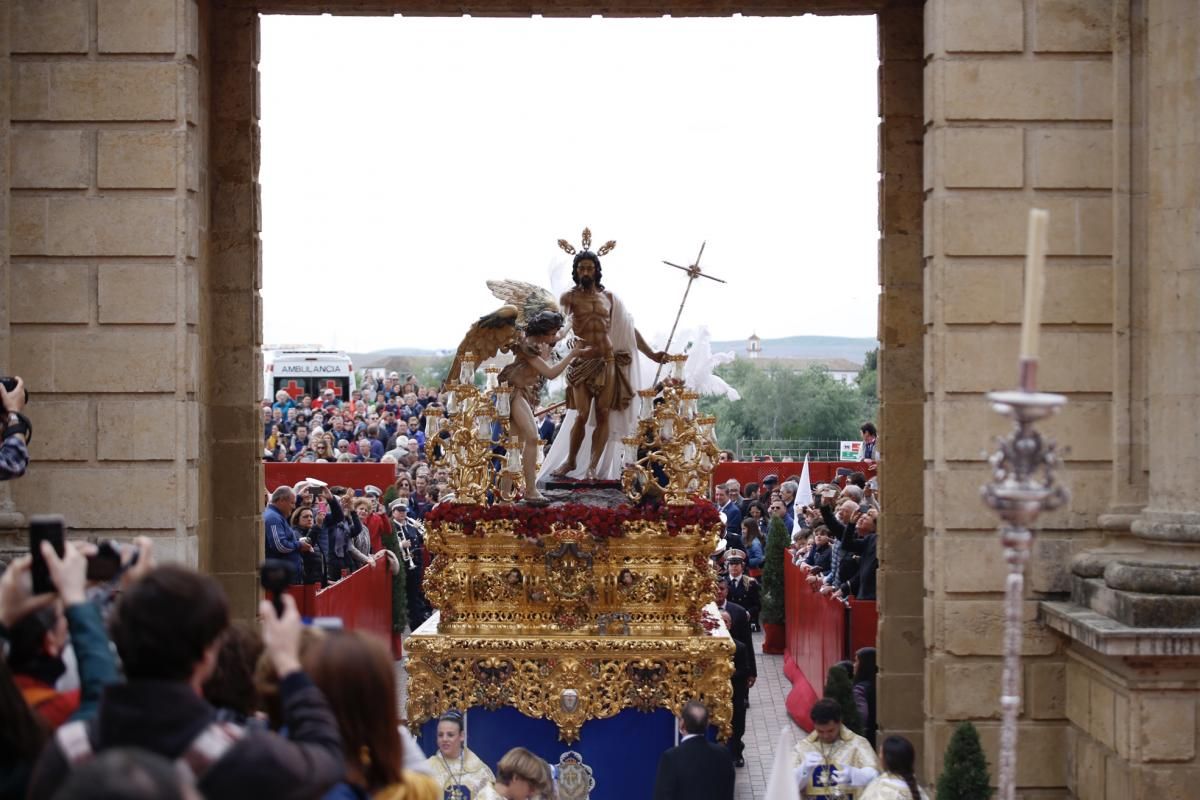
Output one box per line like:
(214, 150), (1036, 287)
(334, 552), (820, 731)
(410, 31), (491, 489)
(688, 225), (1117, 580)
(364, 485), (382, 498)
(304, 477), (328, 489)
(292, 480), (309, 495)
(388, 498), (407, 512)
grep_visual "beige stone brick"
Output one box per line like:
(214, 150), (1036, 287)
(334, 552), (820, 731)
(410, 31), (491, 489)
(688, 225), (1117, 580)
(1034, 0), (1113, 53)
(12, 129), (90, 188)
(1028, 661), (1066, 720)
(1033, 129), (1112, 188)
(940, 195), (1112, 256)
(939, 535), (1006, 592)
(9, 328), (57, 392)
(97, 399), (177, 460)
(939, 0), (1024, 53)
(876, 616), (924, 674)
(27, 401), (92, 462)
(1065, 660), (1090, 729)
(941, 262), (1113, 325)
(13, 63), (177, 121)
(30, 197), (177, 257)
(10, 197), (47, 254)
(927, 464), (1110, 531)
(1139, 695), (1196, 762)
(939, 127), (1023, 188)
(877, 569), (923, 617)
(98, 131), (179, 189)
(54, 330), (177, 392)
(935, 397), (1112, 462)
(98, 0), (177, 53)
(941, 599), (1060, 657)
(942, 60), (1113, 121)
(938, 329), (1114, 393)
(13, 0), (88, 53)
(10, 264), (91, 324)
(1105, 756), (1131, 800)
(98, 264), (178, 323)
(1090, 680), (1116, 749)
(1114, 690), (1130, 759)
(12, 466), (178, 528)
(1030, 534), (1101, 594)
(877, 673), (924, 730)
(936, 658), (1010, 719)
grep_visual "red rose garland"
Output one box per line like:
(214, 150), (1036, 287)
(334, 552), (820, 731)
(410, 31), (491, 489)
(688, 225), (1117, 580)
(425, 498), (720, 540)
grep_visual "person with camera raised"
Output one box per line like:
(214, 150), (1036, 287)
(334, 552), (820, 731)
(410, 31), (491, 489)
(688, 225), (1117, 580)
(1, 377), (31, 480)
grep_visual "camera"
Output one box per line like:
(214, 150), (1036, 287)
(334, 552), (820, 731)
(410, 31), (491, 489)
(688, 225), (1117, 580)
(0, 377), (28, 405)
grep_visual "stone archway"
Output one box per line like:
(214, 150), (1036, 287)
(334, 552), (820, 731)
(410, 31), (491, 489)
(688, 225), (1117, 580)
(202, 0), (926, 750)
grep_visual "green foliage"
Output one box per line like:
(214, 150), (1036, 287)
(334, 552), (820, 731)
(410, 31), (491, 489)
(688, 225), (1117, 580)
(697, 361), (873, 451)
(858, 348), (878, 416)
(380, 528), (408, 634)
(936, 722), (994, 800)
(760, 516), (789, 625)
(823, 665), (863, 735)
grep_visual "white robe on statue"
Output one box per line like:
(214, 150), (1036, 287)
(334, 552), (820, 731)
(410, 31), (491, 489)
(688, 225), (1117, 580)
(538, 292), (641, 482)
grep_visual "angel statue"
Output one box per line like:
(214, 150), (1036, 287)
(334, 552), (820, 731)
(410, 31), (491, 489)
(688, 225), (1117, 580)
(445, 280), (588, 505)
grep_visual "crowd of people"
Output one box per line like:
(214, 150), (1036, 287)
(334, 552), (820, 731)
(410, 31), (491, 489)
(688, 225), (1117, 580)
(0, 370), (928, 800)
(0, 536), (562, 800)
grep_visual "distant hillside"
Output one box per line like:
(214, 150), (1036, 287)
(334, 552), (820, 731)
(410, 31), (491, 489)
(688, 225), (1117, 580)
(710, 335), (878, 363)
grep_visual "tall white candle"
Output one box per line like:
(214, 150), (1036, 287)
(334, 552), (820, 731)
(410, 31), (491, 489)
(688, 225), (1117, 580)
(1020, 209), (1050, 360)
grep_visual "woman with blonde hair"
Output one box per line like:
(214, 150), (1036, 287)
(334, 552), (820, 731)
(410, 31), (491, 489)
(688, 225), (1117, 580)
(305, 630), (440, 800)
(493, 748), (555, 800)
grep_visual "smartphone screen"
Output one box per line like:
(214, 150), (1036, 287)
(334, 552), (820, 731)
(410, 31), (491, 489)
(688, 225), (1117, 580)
(29, 515), (66, 595)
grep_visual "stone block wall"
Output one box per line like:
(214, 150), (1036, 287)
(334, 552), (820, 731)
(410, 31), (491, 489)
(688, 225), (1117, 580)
(923, 0), (1116, 793)
(4, 0), (205, 567)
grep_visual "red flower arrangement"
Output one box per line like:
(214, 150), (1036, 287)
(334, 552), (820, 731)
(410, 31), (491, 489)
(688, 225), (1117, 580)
(425, 499), (720, 540)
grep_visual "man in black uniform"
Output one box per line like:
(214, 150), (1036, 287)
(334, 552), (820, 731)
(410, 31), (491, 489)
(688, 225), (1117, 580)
(715, 575), (756, 767)
(725, 550), (762, 631)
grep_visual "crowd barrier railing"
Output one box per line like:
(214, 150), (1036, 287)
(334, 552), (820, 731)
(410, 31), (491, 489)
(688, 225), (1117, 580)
(285, 555), (396, 655)
(782, 553), (877, 730)
(712, 461), (863, 494)
(264, 462), (397, 492)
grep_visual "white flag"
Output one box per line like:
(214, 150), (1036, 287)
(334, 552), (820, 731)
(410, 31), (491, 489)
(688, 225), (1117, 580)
(793, 454), (813, 536)
(764, 725), (801, 800)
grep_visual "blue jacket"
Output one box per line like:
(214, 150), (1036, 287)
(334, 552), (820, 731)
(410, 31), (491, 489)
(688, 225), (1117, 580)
(265, 503), (303, 574)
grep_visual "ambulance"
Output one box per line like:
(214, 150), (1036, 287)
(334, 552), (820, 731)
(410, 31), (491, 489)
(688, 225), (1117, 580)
(264, 349), (356, 403)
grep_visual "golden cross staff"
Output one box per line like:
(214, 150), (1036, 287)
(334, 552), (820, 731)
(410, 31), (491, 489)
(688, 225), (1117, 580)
(653, 241), (727, 384)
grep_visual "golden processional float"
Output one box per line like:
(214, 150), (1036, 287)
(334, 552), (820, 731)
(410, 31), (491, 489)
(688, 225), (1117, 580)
(404, 248), (735, 797)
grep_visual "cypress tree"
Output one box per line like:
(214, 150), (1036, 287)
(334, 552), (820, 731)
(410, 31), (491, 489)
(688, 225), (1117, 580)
(760, 515), (788, 625)
(936, 721), (994, 800)
(823, 664), (864, 735)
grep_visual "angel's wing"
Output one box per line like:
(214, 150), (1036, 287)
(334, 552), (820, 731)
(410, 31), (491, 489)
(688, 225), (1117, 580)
(443, 305), (520, 388)
(485, 279), (559, 327)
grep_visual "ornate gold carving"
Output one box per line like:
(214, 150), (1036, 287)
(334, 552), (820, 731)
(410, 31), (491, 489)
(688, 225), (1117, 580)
(423, 517), (720, 637)
(406, 630), (735, 743)
(622, 378), (720, 506)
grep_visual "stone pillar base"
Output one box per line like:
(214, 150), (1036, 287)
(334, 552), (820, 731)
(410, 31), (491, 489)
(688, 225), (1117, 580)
(1073, 576), (1200, 627)
(1042, 601), (1200, 799)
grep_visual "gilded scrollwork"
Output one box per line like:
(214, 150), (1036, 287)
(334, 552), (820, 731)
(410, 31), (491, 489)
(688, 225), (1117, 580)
(406, 630), (735, 743)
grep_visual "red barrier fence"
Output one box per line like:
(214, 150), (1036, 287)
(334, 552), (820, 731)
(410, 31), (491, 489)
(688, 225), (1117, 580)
(265, 462), (397, 493)
(781, 554), (877, 730)
(284, 558), (396, 656)
(712, 461), (861, 495)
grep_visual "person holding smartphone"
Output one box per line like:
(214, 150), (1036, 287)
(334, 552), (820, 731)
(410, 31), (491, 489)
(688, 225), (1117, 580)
(1, 376), (31, 480)
(1, 538), (121, 731)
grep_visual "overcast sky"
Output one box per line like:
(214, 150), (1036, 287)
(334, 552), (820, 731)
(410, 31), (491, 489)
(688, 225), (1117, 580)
(259, 14), (880, 354)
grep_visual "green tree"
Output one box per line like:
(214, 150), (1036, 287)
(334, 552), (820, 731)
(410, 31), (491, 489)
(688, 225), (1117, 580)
(760, 516), (789, 626)
(858, 348), (878, 417)
(936, 722), (994, 800)
(823, 664), (864, 735)
(697, 361), (871, 451)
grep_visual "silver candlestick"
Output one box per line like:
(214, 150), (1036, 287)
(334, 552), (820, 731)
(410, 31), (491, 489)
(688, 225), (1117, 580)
(981, 388), (1069, 800)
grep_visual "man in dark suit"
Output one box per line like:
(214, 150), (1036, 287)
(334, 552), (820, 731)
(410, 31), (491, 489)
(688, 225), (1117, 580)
(715, 483), (742, 537)
(652, 700), (735, 800)
(720, 609), (751, 771)
(716, 574), (756, 765)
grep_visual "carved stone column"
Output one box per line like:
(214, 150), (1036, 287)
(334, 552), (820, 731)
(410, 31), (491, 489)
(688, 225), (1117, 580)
(1071, 0), (1200, 627)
